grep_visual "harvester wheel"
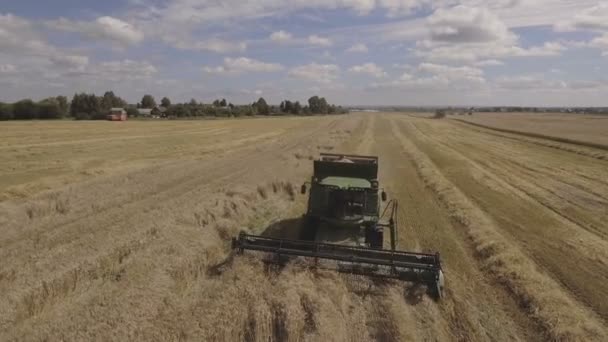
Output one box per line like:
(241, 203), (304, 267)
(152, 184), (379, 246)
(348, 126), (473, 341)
(300, 217), (319, 241)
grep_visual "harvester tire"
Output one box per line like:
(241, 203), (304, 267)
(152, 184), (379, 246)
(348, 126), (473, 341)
(300, 217), (319, 241)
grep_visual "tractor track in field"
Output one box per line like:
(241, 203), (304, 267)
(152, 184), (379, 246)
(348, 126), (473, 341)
(404, 119), (608, 322)
(392, 117), (608, 340)
(387, 118), (546, 341)
(451, 118), (608, 159)
(1, 113), (607, 341)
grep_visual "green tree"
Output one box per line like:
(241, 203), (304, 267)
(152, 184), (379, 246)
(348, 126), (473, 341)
(13, 99), (39, 120)
(212, 99), (221, 107)
(284, 100), (293, 114)
(308, 96), (329, 114)
(141, 94), (156, 109)
(38, 98), (63, 119)
(256, 97), (269, 115)
(101, 91), (115, 110)
(0, 103), (14, 120)
(161, 97), (171, 107)
(126, 106), (139, 118)
(220, 98), (227, 107)
(100, 91), (127, 110)
(70, 93), (101, 117)
(293, 101), (302, 115)
(56, 96), (68, 116)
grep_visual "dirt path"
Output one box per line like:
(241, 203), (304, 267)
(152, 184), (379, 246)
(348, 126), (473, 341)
(1, 114), (606, 341)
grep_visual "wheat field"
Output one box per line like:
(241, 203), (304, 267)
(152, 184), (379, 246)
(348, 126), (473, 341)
(1, 113), (607, 341)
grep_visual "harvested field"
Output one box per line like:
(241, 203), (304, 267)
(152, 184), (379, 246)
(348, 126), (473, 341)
(1, 114), (607, 341)
(456, 112), (608, 148)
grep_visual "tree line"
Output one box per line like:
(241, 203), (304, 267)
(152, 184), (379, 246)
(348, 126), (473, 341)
(164, 95), (346, 118)
(0, 91), (347, 120)
(0, 97), (69, 120)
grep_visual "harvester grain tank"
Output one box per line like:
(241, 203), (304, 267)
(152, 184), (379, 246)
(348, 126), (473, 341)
(232, 153), (444, 299)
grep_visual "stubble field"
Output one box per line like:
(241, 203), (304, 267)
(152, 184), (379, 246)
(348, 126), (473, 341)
(1, 113), (607, 341)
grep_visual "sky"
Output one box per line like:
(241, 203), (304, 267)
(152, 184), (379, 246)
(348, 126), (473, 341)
(1, 0), (608, 106)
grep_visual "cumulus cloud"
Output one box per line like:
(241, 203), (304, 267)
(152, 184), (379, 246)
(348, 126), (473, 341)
(346, 43), (369, 53)
(495, 75), (567, 90)
(0, 13), (90, 72)
(0, 64), (17, 73)
(60, 59), (157, 81)
(135, 0), (430, 26)
(203, 57), (284, 74)
(288, 63), (340, 83)
(368, 61), (486, 91)
(49, 55), (90, 71)
(174, 38), (247, 53)
(96, 59), (157, 78)
(308, 35), (332, 47)
(47, 16), (144, 45)
(475, 59), (504, 66)
(427, 6), (514, 44)
(418, 62), (485, 83)
(414, 6), (566, 62)
(0, 13), (49, 55)
(270, 30), (293, 43)
(554, 4), (608, 32)
(349, 63), (386, 78)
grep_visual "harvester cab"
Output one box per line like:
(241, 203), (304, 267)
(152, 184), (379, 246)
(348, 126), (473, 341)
(232, 153), (445, 299)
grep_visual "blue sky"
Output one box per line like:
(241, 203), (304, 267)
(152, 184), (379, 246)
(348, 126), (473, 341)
(1, 0), (608, 106)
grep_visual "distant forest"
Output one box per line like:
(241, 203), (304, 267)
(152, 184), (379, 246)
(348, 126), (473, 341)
(0, 92), (348, 120)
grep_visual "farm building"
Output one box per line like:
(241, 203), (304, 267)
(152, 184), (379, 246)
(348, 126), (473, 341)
(137, 108), (153, 117)
(138, 107), (165, 118)
(107, 108), (127, 121)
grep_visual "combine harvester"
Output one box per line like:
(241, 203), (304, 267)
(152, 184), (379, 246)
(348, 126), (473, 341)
(232, 153), (444, 299)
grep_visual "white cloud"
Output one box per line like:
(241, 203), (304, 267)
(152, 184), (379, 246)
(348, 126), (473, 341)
(418, 62), (484, 83)
(0, 13), (90, 73)
(554, 4), (608, 32)
(203, 57), (284, 75)
(174, 38), (247, 53)
(427, 5), (514, 44)
(346, 43), (369, 53)
(135, 0), (431, 26)
(414, 6), (566, 62)
(288, 63), (340, 83)
(49, 55), (90, 71)
(270, 30), (293, 43)
(349, 63), (387, 78)
(308, 35), (332, 47)
(60, 59), (158, 81)
(475, 59), (504, 66)
(47, 16), (144, 45)
(0, 14), (48, 55)
(96, 59), (157, 79)
(368, 61), (485, 91)
(495, 75), (567, 90)
(0, 64), (17, 73)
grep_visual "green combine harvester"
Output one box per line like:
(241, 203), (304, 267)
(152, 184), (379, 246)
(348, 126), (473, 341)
(232, 153), (444, 299)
